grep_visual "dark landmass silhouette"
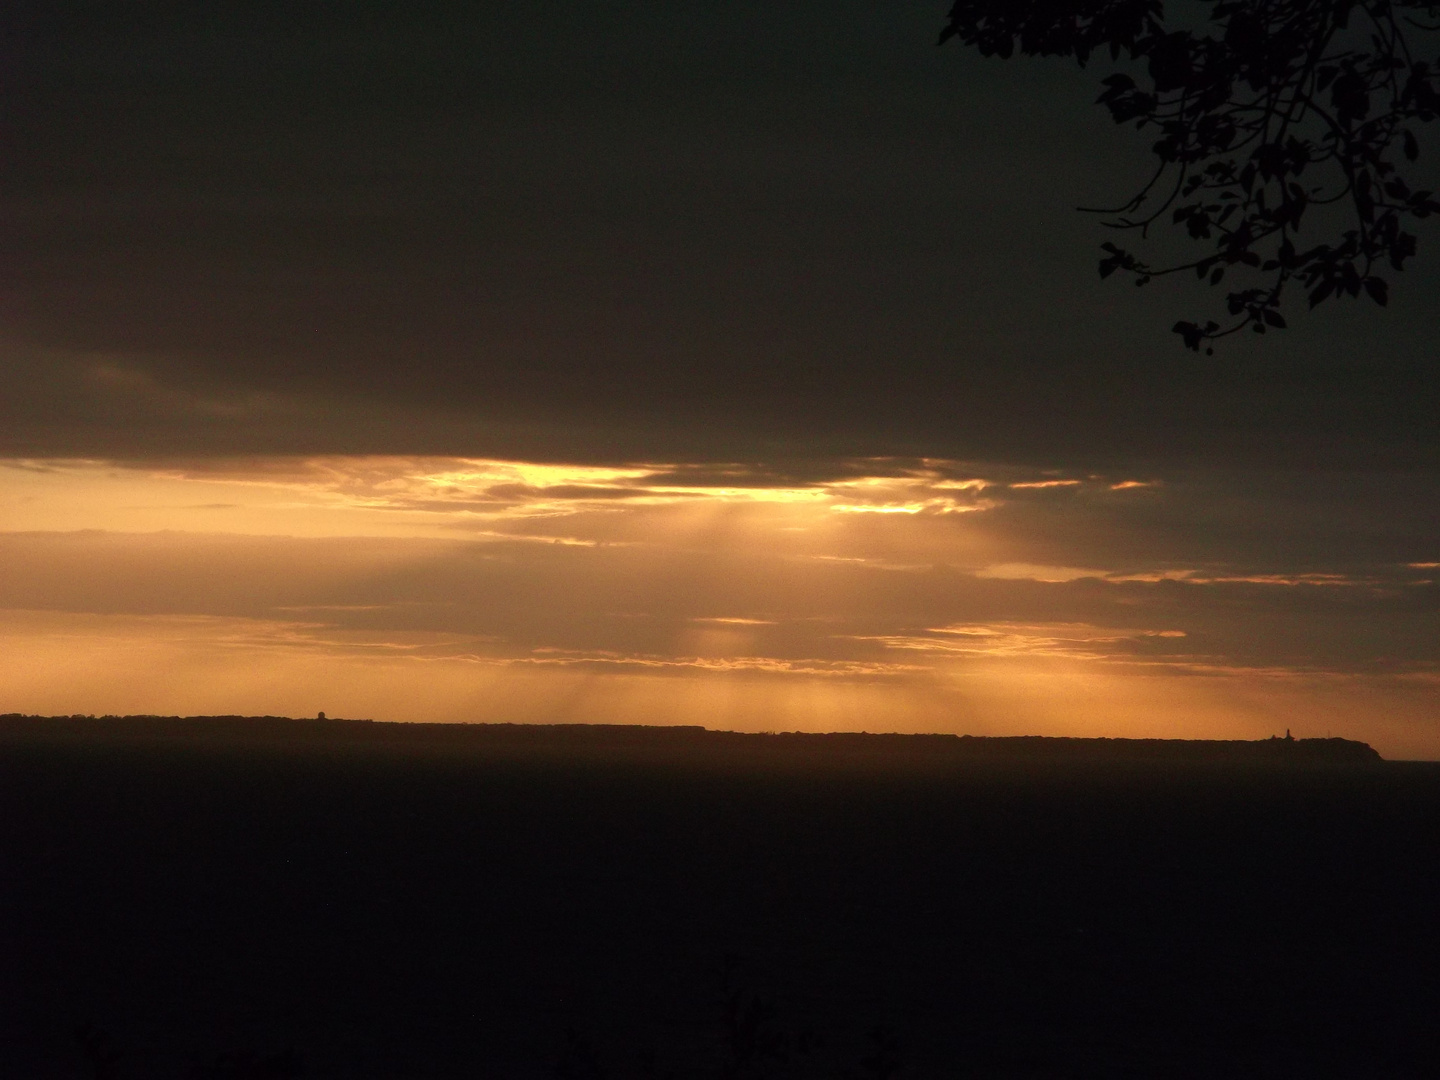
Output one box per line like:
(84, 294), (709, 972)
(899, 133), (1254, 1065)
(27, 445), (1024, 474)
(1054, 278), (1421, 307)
(0, 713), (1383, 764)
(3, 712), (1435, 1078)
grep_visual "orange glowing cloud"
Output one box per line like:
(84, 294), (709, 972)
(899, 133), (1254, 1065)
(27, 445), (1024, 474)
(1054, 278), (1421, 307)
(1, 456), (1436, 756)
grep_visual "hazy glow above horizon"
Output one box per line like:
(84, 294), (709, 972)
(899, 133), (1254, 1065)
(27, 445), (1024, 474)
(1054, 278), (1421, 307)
(1, 457), (1436, 756)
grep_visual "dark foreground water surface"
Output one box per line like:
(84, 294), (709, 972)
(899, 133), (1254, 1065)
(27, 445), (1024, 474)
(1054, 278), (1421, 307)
(3, 717), (1438, 1078)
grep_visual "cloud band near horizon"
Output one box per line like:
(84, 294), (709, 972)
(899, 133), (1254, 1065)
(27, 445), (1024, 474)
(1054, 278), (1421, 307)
(2, 456), (1435, 756)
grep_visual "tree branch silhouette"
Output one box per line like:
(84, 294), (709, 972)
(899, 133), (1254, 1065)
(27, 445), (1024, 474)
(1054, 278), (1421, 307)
(940, 0), (1440, 351)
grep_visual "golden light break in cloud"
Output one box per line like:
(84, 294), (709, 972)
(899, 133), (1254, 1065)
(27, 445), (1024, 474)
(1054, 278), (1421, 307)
(1, 457), (1435, 756)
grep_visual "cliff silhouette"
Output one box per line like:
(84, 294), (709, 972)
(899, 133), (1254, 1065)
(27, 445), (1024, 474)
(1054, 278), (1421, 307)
(0, 713), (1383, 763)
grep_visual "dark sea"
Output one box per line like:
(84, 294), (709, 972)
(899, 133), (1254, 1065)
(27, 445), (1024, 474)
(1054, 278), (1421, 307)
(3, 718), (1437, 1078)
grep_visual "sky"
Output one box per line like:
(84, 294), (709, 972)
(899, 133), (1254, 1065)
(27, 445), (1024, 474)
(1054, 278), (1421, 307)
(2, 1), (1437, 755)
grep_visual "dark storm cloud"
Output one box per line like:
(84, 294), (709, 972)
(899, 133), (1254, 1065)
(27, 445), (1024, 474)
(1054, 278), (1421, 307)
(4, 0), (1435, 466)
